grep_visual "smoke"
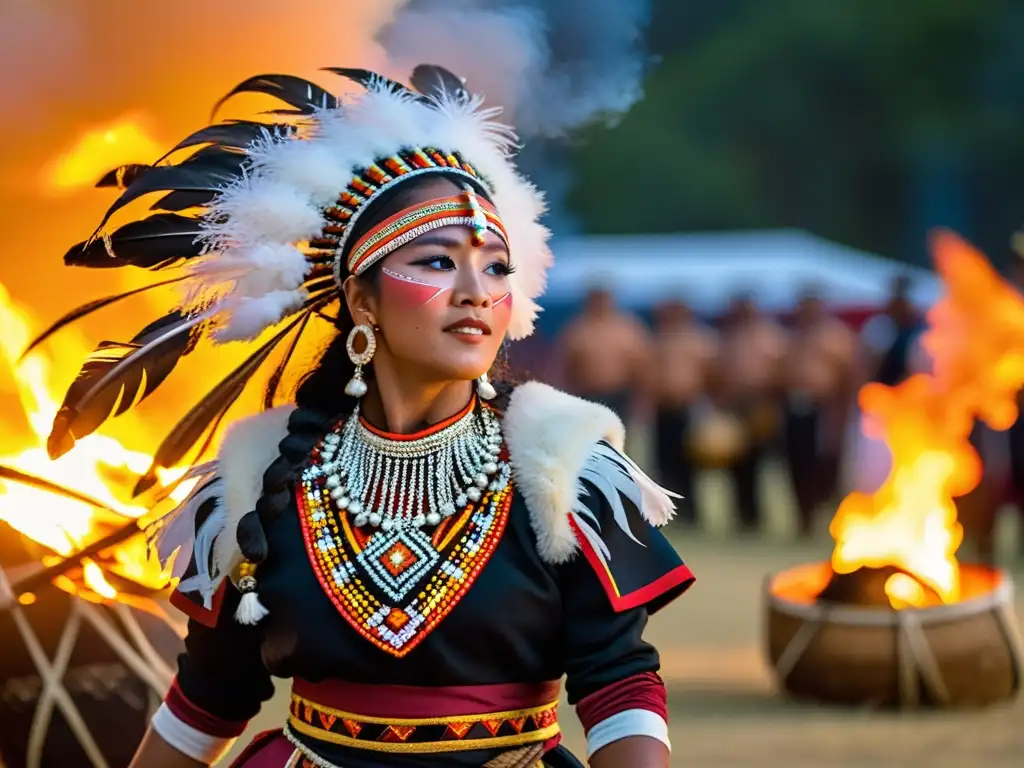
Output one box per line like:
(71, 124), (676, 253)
(379, 0), (653, 138)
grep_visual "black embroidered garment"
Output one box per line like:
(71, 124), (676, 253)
(161, 388), (694, 766)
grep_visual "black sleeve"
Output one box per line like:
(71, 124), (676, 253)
(559, 547), (661, 705)
(172, 581), (275, 725)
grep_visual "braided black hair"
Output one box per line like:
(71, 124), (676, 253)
(236, 171), (512, 565)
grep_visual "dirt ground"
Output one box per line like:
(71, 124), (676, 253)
(227, 465), (1024, 767)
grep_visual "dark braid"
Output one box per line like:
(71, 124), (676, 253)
(236, 171), (503, 565)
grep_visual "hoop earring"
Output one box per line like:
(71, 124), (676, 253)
(476, 372), (497, 400)
(345, 324), (377, 398)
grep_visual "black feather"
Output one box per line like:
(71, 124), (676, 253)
(20, 275), (191, 361)
(93, 146), (245, 206)
(96, 164), (153, 189)
(89, 155), (244, 238)
(0, 465), (126, 515)
(132, 314), (307, 496)
(410, 64), (469, 103)
(150, 190), (215, 212)
(66, 213), (205, 270)
(322, 67), (428, 102)
(263, 311), (311, 409)
(211, 74), (338, 120)
(155, 120), (290, 164)
(47, 311), (206, 459)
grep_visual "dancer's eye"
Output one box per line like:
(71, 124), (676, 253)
(411, 255), (456, 271)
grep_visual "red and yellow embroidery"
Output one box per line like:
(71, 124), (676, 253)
(287, 693), (559, 754)
(297, 431), (513, 658)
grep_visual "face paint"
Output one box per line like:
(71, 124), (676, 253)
(381, 266), (452, 305)
(491, 289), (512, 326)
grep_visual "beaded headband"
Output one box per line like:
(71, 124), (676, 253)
(345, 185), (508, 277)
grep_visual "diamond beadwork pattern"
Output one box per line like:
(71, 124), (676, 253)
(298, 419), (513, 658)
(355, 527), (440, 603)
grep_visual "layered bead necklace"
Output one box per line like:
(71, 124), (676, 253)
(304, 402), (510, 532)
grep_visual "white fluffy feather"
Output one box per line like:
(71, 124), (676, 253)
(205, 180), (323, 248)
(249, 138), (351, 207)
(214, 289), (308, 342)
(211, 405), (295, 579)
(189, 243), (309, 300)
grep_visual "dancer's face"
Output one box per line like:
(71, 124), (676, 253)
(345, 179), (512, 384)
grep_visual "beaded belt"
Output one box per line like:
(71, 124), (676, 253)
(286, 679), (560, 755)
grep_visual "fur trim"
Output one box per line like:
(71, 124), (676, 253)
(504, 382), (625, 563)
(193, 81), (551, 342)
(210, 405), (295, 578)
(504, 382), (677, 565)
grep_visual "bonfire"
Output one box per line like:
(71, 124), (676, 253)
(765, 231), (1024, 708)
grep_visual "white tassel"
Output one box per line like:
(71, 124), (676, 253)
(234, 591), (269, 625)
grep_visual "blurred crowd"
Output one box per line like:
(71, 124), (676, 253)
(521, 265), (1024, 556)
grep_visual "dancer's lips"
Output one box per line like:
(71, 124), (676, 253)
(444, 318), (492, 337)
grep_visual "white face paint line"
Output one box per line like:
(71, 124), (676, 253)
(381, 266), (449, 304)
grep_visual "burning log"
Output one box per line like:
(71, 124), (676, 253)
(816, 566), (942, 609)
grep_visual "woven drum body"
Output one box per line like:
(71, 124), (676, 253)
(0, 579), (182, 768)
(765, 562), (1024, 708)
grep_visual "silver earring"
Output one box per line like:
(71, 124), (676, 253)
(476, 372), (497, 400)
(345, 324), (376, 398)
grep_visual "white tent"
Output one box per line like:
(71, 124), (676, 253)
(544, 229), (941, 313)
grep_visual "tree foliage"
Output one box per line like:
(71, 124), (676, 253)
(568, 0), (1024, 266)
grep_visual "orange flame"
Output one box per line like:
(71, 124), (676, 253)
(0, 280), (189, 599)
(42, 114), (163, 194)
(831, 232), (1024, 607)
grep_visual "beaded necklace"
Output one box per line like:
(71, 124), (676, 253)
(310, 402), (508, 531)
(297, 404), (514, 657)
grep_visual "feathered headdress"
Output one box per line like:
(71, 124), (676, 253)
(30, 65), (552, 490)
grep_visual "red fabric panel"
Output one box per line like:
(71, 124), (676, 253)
(169, 579), (227, 629)
(291, 678), (562, 719)
(575, 672), (667, 734)
(229, 730), (294, 767)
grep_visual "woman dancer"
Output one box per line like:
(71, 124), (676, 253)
(44, 65), (694, 767)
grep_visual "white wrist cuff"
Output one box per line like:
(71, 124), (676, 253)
(151, 702), (236, 765)
(586, 708), (671, 757)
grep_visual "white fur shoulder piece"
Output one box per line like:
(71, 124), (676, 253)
(155, 405), (294, 604)
(503, 382), (678, 564)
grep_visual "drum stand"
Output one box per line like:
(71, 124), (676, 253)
(0, 564), (176, 768)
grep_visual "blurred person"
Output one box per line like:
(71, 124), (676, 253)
(703, 292), (788, 532)
(781, 287), (858, 537)
(46, 65), (691, 768)
(649, 298), (719, 523)
(843, 275), (927, 497)
(555, 284), (653, 422)
(860, 274), (925, 386)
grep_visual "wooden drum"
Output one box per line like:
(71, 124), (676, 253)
(765, 562), (1024, 708)
(0, 568), (182, 768)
